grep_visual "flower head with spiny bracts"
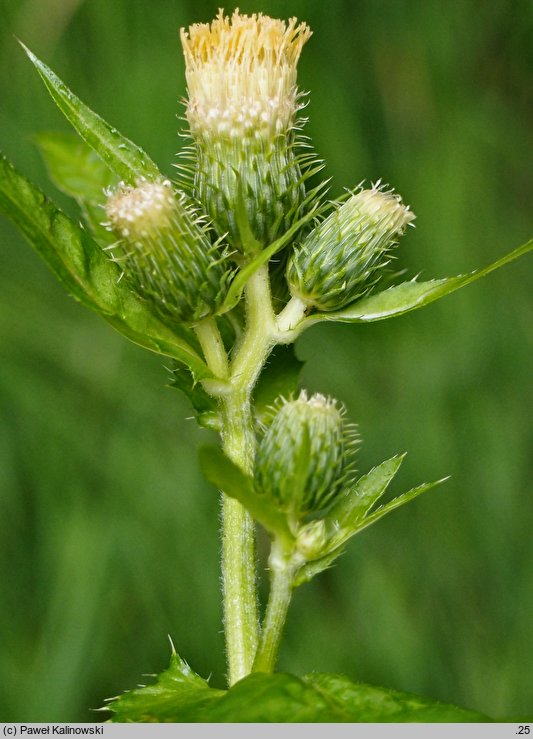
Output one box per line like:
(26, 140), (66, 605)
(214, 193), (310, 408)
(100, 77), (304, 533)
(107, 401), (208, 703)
(350, 185), (415, 236)
(287, 183), (415, 312)
(104, 178), (231, 325)
(179, 10), (320, 255)
(254, 391), (359, 526)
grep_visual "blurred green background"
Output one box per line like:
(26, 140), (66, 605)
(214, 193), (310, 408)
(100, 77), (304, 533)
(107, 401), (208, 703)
(1, 0), (532, 722)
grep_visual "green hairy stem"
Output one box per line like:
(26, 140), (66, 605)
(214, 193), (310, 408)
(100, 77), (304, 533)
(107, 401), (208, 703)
(1, 8), (531, 722)
(198, 264), (280, 683)
(253, 550), (296, 674)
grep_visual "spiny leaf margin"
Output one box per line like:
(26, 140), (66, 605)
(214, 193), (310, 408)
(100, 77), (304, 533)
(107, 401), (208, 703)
(105, 652), (492, 722)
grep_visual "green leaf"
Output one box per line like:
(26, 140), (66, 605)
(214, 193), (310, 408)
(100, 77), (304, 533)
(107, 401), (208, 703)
(328, 475), (448, 552)
(219, 206), (322, 314)
(253, 345), (305, 424)
(106, 655), (491, 722)
(80, 200), (115, 245)
(35, 131), (118, 242)
(293, 548), (344, 587)
(361, 477), (449, 531)
(295, 458), (446, 583)
(327, 454), (406, 532)
(0, 152), (211, 378)
(302, 239), (533, 326)
(21, 43), (160, 184)
(35, 131), (116, 201)
(199, 445), (292, 541)
(169, 365), (220, 431)
(302, 674), (491, 723)
(292, 456), (407, 586)
(104, 651), (223, 722)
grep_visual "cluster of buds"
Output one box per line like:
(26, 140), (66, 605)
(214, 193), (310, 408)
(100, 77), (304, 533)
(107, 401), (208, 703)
(104, 178), (229, 324)
(287, 185), (415, 311)
(100, 13), (415, 334)
(254, 391), (357, 529)
(181, 10), (313, 254)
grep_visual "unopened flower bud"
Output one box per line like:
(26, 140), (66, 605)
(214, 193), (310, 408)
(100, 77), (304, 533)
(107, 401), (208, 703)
(287, 185), (415, 311)
(180, 10), (312, 253)
(255, 391), (354, 520)
(296, 519), (327, 560)
(105, 178), (229, 324)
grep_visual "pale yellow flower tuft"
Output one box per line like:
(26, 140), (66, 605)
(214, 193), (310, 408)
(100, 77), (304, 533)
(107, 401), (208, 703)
(351, 185), (415, 235)
(180, 9), (311, 141)
(105, 179), (175, 240)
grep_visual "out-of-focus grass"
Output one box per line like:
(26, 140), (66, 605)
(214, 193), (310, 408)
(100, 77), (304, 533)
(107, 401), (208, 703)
(0, 0), (532, 722)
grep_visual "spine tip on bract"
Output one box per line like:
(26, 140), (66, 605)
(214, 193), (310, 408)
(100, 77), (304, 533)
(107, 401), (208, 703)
(103, 178), (230, 325)
(255, 389), (354, 521)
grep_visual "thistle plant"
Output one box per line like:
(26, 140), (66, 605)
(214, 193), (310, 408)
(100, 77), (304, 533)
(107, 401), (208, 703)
(1, 8), (531, 723)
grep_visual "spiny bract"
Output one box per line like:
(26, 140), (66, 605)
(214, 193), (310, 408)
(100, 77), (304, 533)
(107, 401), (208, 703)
(254, 391), (357, 522)
(104, 178), (230, 324)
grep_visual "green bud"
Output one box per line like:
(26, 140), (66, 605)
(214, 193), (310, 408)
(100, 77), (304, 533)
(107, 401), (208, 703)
(255, 391), (355, 520)
(296, 519), (327, 559)
(104, 178), (230, 324)
(180, 10), (313, 254)
(286, 185), (415, 311)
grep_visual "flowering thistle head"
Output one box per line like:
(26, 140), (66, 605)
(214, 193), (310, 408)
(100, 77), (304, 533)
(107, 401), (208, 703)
(180, 10), (314, 254)
(254, 391), (357, 523)
(104, 178), (230, 324)
(287, 184), (415, 311)
(181, 9), (311, 143)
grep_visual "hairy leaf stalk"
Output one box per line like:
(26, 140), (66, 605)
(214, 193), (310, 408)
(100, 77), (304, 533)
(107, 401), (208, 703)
(253, 557), (295, 674)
